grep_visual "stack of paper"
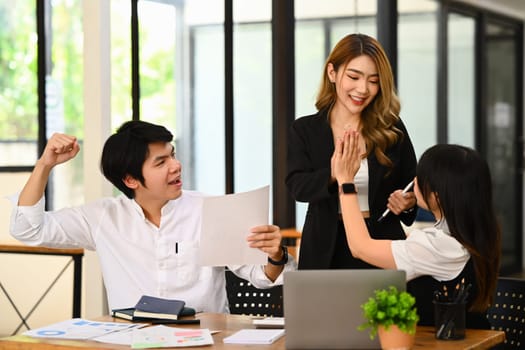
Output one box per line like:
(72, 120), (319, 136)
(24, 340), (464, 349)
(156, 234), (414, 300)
(253, 317), (285, 328)
(23, 319), (214, 348)
(223, 329), (285, 344)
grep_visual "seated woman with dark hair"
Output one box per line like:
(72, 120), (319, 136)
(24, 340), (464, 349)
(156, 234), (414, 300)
(333, 132), (501, 328)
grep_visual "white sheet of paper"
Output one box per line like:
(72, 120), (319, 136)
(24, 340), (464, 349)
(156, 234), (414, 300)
(199, 186), (269, 266)
(23, 318), (145, 341)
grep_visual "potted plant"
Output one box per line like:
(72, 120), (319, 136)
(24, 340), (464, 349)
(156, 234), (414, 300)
(358, 286), (419, 350)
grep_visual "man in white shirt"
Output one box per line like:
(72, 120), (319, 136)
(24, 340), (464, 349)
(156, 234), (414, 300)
(10, 120), (295, 312)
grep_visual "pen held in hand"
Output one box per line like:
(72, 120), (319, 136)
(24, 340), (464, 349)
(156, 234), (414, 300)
(377, 180), (414, 222)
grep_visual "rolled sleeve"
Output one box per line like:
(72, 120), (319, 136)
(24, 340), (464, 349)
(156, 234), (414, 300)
(9, 193), (46, 243)
(8, 192), (96, 249)
(229, 255), (297, 288)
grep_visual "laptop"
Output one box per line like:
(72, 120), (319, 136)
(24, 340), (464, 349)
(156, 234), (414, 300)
(283, 269), (406, 349)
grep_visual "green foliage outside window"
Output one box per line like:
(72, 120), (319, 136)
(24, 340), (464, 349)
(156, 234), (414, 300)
(51, 0), (83, 137)
(0, 1), (38, 140)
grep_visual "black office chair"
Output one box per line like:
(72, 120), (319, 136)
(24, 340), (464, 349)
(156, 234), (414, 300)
(486, 277), (525, 349)
(225, 269), (283, 317)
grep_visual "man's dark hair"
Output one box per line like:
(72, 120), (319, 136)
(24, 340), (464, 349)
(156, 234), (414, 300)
(101, 120), (173, 198)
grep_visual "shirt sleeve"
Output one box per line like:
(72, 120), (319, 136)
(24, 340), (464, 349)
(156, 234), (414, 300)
(9, 192), (96, 250)
(391, 227), (470, 281)
(228, 256), (298, 288)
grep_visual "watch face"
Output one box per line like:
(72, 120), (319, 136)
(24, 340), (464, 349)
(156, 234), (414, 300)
(342, 183), (357, 194)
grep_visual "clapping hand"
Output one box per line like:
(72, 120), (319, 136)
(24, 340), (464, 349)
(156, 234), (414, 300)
(332, 130), (363, 184)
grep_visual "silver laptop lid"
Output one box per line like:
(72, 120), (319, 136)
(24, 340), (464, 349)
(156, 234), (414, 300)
(284, 269), (406, 349)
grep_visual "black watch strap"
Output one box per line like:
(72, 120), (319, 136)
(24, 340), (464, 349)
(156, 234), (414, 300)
(268, 246), (288, 266)
(340, 183), (357, 194)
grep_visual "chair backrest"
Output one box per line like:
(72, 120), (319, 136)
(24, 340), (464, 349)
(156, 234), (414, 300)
(225, 269), (283, 317)
(486, 277), (525, 349)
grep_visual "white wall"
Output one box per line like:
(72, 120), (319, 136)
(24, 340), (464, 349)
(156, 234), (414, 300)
(81, 0), (112, 320)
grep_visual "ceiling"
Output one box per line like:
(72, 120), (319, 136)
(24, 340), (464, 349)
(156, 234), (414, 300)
(457, 0), (525, 19)
(495, 0), (525, 18)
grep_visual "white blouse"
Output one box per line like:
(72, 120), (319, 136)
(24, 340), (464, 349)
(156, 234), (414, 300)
(391, 220), (470, 281)
(354, 158), (369, 211)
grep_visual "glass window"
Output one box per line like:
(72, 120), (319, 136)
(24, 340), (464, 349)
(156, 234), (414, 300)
(48, 0), (84, 209)
(188, 1), (225, 194)
(127, 1), (225, 194)
(448, 13), (475, 147)
(295, 20), (325, 118)
(111, 0), (133, 131)
(484, 21), (520, 272)
(0, 1), (38, 167)
(138, 0), (176, 134)
(398, 0), (438, 159)
(331, 17), (376, 41)
(233, 1), (272, 194)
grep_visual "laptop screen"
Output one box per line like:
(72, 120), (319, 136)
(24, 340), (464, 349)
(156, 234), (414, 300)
(283, 269), (406, 349)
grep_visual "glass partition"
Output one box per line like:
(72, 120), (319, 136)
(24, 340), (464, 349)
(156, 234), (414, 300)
(233, 1), (272, 195)
(484, 21), (521, 273)
(448, 13), (475, 147)
(398, 0), (438, 159)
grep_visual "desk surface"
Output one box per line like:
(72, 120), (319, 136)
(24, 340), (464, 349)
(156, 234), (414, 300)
(0, 313), (505, 350)
(0, 239), (84, 256)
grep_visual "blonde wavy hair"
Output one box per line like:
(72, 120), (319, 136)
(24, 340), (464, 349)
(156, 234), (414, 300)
(316, 33), (402, 170)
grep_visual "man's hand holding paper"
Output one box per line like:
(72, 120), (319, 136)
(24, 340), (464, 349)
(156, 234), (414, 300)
(247, 224), (283, 262)
(199, 186), (279, 266)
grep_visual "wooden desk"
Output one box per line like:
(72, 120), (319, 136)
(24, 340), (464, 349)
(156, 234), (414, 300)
(0, 240), (84, 334)
(0, 313), (505, 349)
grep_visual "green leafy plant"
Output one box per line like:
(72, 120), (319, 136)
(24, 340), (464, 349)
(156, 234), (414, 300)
(358, 286), (420, 340)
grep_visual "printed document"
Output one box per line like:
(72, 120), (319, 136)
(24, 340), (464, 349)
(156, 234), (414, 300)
(132, 326), (214, 348)
(199, 186), (269, 266)
(23, 318), (145, 341)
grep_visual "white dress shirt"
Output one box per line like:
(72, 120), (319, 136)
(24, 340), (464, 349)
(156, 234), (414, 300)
(9, 190), (296, 312)
(391, 219), (470, 281)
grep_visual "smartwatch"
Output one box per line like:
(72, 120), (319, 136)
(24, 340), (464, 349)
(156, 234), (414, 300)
(268, 246), (288, 266)
(339, 183), (357, 194)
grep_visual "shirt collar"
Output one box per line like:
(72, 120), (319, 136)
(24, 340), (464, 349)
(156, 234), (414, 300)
(434, 218), (451, 235)
(129, 193), (182, 219)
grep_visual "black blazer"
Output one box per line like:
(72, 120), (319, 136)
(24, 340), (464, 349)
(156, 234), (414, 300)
(286, 110), (418, 269)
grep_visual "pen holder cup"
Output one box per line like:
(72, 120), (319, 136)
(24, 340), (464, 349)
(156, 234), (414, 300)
(433, 300), (466, 340)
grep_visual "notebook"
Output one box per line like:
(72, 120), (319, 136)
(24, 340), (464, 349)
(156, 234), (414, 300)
(283, 269), (406, 349)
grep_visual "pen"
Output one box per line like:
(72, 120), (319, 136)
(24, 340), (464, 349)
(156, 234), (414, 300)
(377, 180), (414, 222)
(150, 319), (201, 325)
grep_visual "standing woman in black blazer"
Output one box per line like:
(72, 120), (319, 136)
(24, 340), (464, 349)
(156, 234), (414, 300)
(286, 33), (418, 269)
